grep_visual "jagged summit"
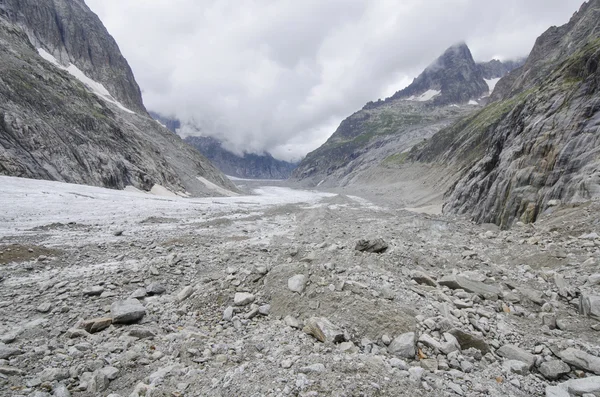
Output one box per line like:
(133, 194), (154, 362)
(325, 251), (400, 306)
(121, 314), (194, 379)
(389, 42), (489, 105)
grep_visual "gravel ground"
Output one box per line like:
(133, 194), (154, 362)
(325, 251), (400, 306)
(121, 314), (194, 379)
(0, 176), (599, 397)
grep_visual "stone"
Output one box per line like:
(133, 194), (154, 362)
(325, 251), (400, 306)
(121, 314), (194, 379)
(496, 345), (536, 369)
(53, 384), (71, 397)
(0, 343), (23, 359)
(408, 367), (424, 382)
(448, 329), (491, 355)
(258, 304), (270, 316)
(66, 328), (89, 338)
(233, 292), (255, 306)
(284, 315), (301, 329)
(587, 274), (600, 286)
(176, 286), (194, 302)
(298, 363), (326, 373)
(411, 271), (438, 287)
(354, 238), (388, 254)
(303, 317), (346, 343)
(421, 358), (438, 371)
(83, 286), (104, 296)
(37, 302), (52, 313)
(39, 367), (70, 382)
(503, 359), (530, 375)
(128, 326), (156, 339)
(80, 317), (112, 333)
(542, 314), (557, 330)
(0, 365), (24, 376)
(110, 299), (146, 324)
(288, 274), (307, 294)
(388, 332), (415, 359)
(130, 288), (147, 299)
(558, 348), (600, 375)
(566, 376), (600, 395)
(88, 370), (109, 393)
(539, 360), (571, 380)
(389, 358), (408, 370)
(146, 282), (166, 295)
(101, 366), (119, 380)
(438, 274), (500, 298)
(339, 341), (359, 354)
(223, 306), (235, 321)
(580, 294), (600, 321)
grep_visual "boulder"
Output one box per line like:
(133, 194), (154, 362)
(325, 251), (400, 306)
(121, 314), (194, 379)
(438, 274), (499, 299)
(287, 274), (307, 293)
(303, 317), (346, 343)
(80, 317), (112, 333)
(558, 348), (600, 375)
(110, 300), (146, 324)
(580, 294), (600, 321)
(388, 332), (416, 359)
(497, 345), (536, 369)
(233, 292), (255, 306)
(355, 238), (388, 254)
(539, 360), (571, 380)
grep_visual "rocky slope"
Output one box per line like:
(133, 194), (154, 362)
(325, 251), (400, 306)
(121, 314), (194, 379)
(184, 136), (298, 180)
(0, 3), (237, 196)
(410, 0), (600, 228)
(0, 0), (144, 114)
(292, 44), (518, 188)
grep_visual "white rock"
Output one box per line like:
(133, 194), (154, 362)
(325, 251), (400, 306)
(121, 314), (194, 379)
(288, 274), (307, 293)
(233, 292), (255, 306)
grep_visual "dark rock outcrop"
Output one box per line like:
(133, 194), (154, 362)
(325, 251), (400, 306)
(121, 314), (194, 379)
(477, 59), (525, 80)
(412, 0), (600, 227)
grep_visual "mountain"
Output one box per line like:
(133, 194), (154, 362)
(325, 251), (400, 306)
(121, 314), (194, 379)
(148, 113), (297, 179)
(0, 0), (237, 196)
(388, 43), (489, 106)
(184, 136), (297, 180)
(291, 43), (516, 187)
(478, 58), (526, 80)
(409, 0), (600, 227)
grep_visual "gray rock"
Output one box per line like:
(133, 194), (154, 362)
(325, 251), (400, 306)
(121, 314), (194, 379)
(223, 306), (235, 321)
(53, 384), (70, 397)
(438, 274), (500, 298)
(258, 304), (270, 316)
(83, 286), (104, 296)
(587, 274), (600, 286)
(580, 294), (600, 321)
(567, 376), (600, 395)
(408, 366), (424, 382)
(298, 363), (326, 373)
(287, 274), (307, 293)
(420, 358), (438, 371)
(130, 288), (147, 299)
(146, 282), (166, 295)
(388, 332), (416, 359)
(503, 359), (530, 375)
(539, 360), (571, 380)
(411, 271), (438, 287)
(303, 317), (346, 343)
(0, 365), (24, 376)
(128, 326), (156, 339)
(176, 286), (194, 302)
(101, 366), (119, 380)
(389, 358), (408, 370)
(497, 345), (536, 369)
(233, 292), (255, 306)
(284, 315), (301, 329)
(558, 348), (600, 375)
(80, 317), (112, 333)
(37, 302), (52, 313)
(355, 238), (388, 253)
(88, 369), (109, 393)
(0, 343), (23, 359)
(39, 367), (69, 382)
(448, 329), (491, 355)
(110, 299), (146, 324)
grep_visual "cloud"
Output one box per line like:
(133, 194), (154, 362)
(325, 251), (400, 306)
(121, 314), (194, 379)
(86, 0), (584, 161)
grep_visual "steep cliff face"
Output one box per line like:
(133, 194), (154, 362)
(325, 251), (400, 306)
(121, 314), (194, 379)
(0, 8), (237, 195)
(412, 0), (600, 228)
(184, 136), (297, 180)
(0, 0), (145, 114)
(292, 43), (512, 187)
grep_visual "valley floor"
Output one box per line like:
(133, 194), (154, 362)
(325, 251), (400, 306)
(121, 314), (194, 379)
(0, 176), (599, 396)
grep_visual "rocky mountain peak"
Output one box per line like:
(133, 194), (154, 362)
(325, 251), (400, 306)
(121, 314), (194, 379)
(389, 42), (489, 105)
(0, 0), (145, 114)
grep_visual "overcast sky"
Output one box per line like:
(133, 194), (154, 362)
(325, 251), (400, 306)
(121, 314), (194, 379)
(86, 0), (583, 162)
